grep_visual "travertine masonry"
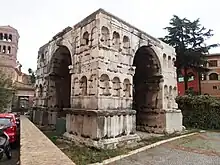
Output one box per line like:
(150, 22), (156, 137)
(34, 9), (182, 148)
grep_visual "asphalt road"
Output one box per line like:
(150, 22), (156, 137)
(0, 147), (19, 165)
(110, 132), (220, 165)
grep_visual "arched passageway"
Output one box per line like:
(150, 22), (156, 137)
(48, 46), (72, 109)
(133, 46), (163, 131)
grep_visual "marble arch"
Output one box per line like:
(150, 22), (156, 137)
(34, 9), (182, 149)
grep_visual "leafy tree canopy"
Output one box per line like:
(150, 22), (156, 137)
(160, 15), (219, 90)
(28, 68), (36, 85)
(0, 70), (14, 112)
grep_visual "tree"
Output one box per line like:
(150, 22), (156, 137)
(28, 68), (36, 85)
(0, 71), (14, 112)
(160, 15), (219, 91)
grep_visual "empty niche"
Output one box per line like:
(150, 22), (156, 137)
(88, 74), (97, 95)
(112, 31), (120, 50)
(7, 46), (11, 54)
(112, 77), (121, 97)
(80, 76), (87, 96)
(123, 36), (130, 54)
(82, 31), (90, 46)
(39, 84), (43, 97)
(99, 74), (111, 96)
(101, 26), (110, 46)
(8, 34), (12, 42)
(163, 53), (167, 67)
(123, 79), (131, 97)
(172, 58), (176, 67)
(2, 46), (6, 53)
(168, 56), (171, 68)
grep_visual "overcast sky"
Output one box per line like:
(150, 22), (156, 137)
(1, 0), (219, 73)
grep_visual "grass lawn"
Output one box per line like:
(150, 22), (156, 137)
(41, 129), (198, 165)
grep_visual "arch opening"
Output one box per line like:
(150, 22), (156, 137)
(49, 46), (72, 109)
(132, 46), (162, 130)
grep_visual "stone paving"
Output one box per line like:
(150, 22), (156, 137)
(109, 132), (220, 165)
(20, 116), (75, 165)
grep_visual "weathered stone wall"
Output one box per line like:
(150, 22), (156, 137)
(34, 9), (182, 148)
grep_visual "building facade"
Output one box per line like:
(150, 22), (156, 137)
(177, 69), (200, 95)
(34, 9), (182, 148)
(0, 25), (34, 111)
(201, 53), (220, 97)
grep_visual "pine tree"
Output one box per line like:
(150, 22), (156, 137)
(160, 15), (219, 91)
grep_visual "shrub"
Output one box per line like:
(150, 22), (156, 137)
(176, 95), (220, 130)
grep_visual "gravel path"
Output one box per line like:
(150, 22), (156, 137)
(109, 132), (220, 165)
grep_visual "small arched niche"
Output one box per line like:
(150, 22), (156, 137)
(163, 53), (167, 67)
(101, 26), (110, 46)
(123, 79), (131, 98)
(123, 36), (130, 53)
(168, 56), (171, 68)
(39, 84), (43, 97)
(80, 76), (87, 96)
(112, 77), (121, 97)
(112, 31), (120, 50)
(82, 32), (89, 46)
(99, 74), (111, 96)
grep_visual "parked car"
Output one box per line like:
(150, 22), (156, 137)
(0, 114), (17, 144)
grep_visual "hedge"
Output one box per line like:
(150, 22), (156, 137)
(176, 95), (220, 130)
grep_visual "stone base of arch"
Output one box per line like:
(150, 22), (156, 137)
(63, 108), (140, 149)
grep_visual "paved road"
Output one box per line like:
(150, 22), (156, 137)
(0, 148), (19, 165)
(110, 132), (220, 165)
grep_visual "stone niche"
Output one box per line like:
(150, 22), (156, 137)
(64, 109), (139, 149)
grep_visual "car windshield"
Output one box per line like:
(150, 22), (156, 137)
(0, 117), (11, 126)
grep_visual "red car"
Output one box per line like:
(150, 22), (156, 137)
(0, 113), (17, 143)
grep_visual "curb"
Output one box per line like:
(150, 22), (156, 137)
(89, 132), (198, 165)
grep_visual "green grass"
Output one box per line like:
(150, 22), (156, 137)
(40, 129), (199, 165)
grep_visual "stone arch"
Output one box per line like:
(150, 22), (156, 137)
(112, 77), (121, 97)
(48, 46), (72, 108)
(163, 53), (167, 67)
(99, 74), (111, 96)
(80, 76), (87, 96)
(132, 46), (163, 128)
(82, 31), (90, 46)
(209, 72), (218, 80)
(112, 31), (120, 50)
(123, 79), (131, 98)
(101, 26), (110, 46)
